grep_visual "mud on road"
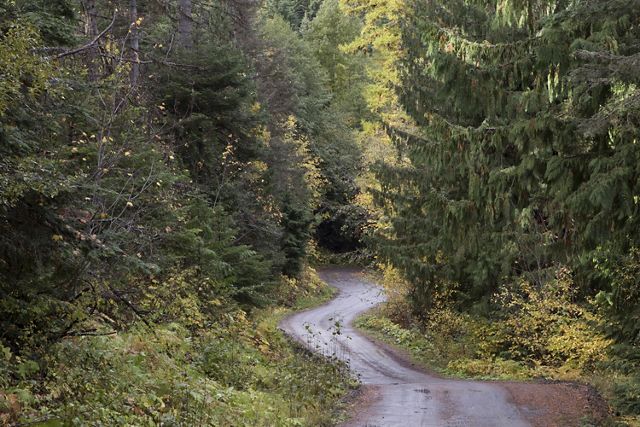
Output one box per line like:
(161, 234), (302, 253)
(279, 267), (607, 427)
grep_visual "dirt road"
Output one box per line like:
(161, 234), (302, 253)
(280, 267), (605, 427)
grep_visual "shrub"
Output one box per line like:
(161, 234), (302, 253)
(487, 267), (612, 371)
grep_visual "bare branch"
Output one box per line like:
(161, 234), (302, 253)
(51, 10), (118, 60)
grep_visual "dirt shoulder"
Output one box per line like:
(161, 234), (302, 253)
(502, 381), (609, 427)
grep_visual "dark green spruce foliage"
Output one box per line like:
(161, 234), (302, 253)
(0, 0), (361, 354)
(266, 0), (324, 29)
(374, 0), (640, 332)
(0, 1), (365, 423)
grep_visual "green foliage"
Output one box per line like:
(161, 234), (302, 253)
(0, 23), (51, 117)
(273, 267), (337, 309)
(0, 0), (367, 423)
(485, 268), (612, 371)
(156, 39), (258, 180)
(362, 0), (640, 420)
(281, 197), (314, 277)
(298, 1), (370, 254)
(340, 0), (407, 123)
(594, 247), (640, 344)
(11, 0), (76, 46)
(373, 0), (640, 341)
(303, 0), (366, 123)
(356, 314), (422, 351)
(265, 0), (324, 30)
(258, 10), (367, 256)
(610, 375), (640, 418)
(0, 268), (354, 426)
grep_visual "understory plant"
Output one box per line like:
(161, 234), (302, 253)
(360, 265), (639, 423)
(0, 268), (356, 426)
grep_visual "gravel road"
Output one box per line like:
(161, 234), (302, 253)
(280, 267), (530, 427)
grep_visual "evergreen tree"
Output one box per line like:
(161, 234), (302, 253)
(374, 0), (640, 325)
(0, 0), (358, 347)
(265, 0), (324, 30)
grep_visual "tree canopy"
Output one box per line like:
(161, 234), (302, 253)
(2, 0), (640, 423)
(374, 0), (640, 341)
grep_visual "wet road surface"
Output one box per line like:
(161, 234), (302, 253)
(280, 267), (529, 427)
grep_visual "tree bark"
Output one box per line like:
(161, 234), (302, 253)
(527, 0), (535, 35)
(130, 0), (140, 86)
(178, 0), (193, 49)
(83, 0), (100, 80)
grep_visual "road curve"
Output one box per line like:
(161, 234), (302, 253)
(280, 267), (529, 427)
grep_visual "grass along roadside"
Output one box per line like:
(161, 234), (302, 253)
(0, 267), (356, 426)
(247, 268), (358, 426)
(355, 305), (638, 426)
(355, 307), (531, 380)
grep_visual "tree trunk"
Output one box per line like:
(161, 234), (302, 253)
(129, 0), (140, 86)
(178, 0), (193, 49)
(527, 0), (535, 35)
(84, 0), (100, 80)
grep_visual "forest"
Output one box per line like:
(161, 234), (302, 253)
(0, 0), (639, 425)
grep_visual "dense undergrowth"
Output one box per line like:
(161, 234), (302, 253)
(3, 0), (639, 424)
(1, 1), (368, 425)
(361, 0), (640, 424)
(0, 268), (356, 426)
(356, 268), (640, 426)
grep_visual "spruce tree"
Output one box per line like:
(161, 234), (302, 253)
(374, 0), (640, 321)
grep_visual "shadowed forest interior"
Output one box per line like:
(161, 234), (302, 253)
(0, 0), (639, 425)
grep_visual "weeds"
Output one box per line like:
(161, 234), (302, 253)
(356, 267), (640, 425)
(0, 268), (355, 426)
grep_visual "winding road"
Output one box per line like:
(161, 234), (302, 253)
(280, 267), (537, 427)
